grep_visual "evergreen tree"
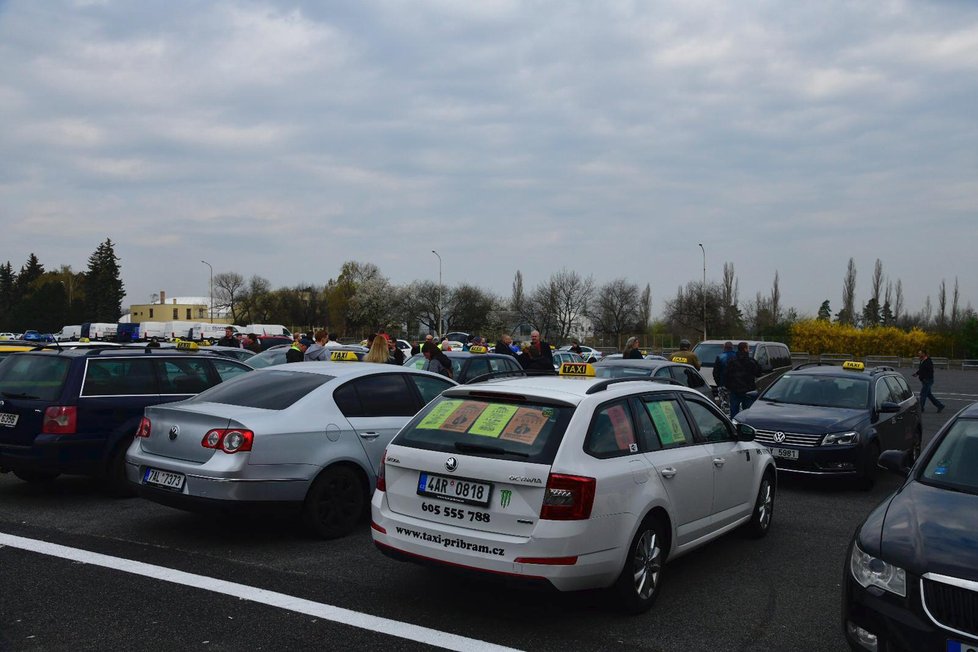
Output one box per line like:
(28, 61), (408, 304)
(817, 300), (832, 321)
(14, 253), (44, 302)
(84, 239), (125, 322)
(0, 262), (15, 330)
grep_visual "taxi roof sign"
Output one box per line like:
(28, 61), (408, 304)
(559, 362), (595, 377)
(468, 345), (488, 354)
(176, 341), (199, 351)
(842, 360), (865, 371)
(672, 356), (689, 364)
(330, 350), (360, 362)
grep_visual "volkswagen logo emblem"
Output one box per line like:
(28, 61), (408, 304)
(445, 457), (458, 472)
(168, 425), (180, 441)
(773, 431), (786, 443)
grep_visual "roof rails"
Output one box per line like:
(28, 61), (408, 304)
(792, 362), (837, 370)
(585, 376), (683, 395)
(870, 366), (895, 374)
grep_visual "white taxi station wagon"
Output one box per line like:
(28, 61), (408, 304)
(371, 364), (777, 612)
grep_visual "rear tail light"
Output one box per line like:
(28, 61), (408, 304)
(201, 429), (254, 453)
(42, 406), (77, 434)
(376, 450), (387, 492)
(135, 417), (151, 438)
(539, 473), (596, 520)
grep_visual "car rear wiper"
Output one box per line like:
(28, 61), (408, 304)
(454, 441), (530, 458)
(1, 391), (39, 399)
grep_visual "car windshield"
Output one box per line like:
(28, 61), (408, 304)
(394, 395), (573, 464)
(692, 343), (725, 367)
(188, 369), (334, 410)
(0, 354), (71, 401)
(761, 374), (869, 409)
(594, 365), (653, 378)
(920, 418), (978, 495)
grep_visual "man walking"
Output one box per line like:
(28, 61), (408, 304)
(216, 326), (240, 348)
(725, 341), (761, 418)
(913, 349), (945, 413)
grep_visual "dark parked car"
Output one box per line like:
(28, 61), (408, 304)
(734, 362), (922, 488)
(0, 348), (252, 493)
(843, 402), (978, 651)
(402, 350), (523, 383)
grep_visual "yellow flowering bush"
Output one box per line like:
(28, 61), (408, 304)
(789, 320), (933, 357)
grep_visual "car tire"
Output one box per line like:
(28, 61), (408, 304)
(613, 516), (667, 614)
(303, 465), (366, 540)
(743, 471), (775, 538)
(859, 441), (881, 491)
(103, 440), (137, 498)
(13, 470), (59, 483)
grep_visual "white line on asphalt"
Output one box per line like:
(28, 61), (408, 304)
(0, 532), (522, 652)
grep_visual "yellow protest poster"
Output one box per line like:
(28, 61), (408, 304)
(468, 404), (519, 438)
(646, 401), (687, 445)
(416, 399), (463, 430)
(441, 401), (489, 433)
(500, 407), (548, 445)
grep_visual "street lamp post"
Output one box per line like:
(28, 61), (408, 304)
(431, 250), (442, 337)
(201, 260), (213, 323)
(698, 244), (706, 341)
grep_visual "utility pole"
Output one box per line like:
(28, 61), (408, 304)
(201, 260), (213, 323)
(431, 250), (442, 336)
(698, 243), (706, 341)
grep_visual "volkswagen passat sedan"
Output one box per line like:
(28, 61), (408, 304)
(371, 375), (776, 612)
(127, 362), (456, 538)
(843, 403), (978, 651)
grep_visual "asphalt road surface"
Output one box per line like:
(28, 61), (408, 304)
(1, 368), (975, 651)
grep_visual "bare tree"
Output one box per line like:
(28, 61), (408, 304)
(951, 277), (960, 329)
(871, 259), (884, 305)
(511, 270), (527, 324)
(937, 279), (947, 331)
(638, 283), (652, 333)
(839, 258), (857, 325)
(213, 271), (246, 322)
(894, 279), (904, 320)
(402, 280), (441, 334)
(769, 271), (781, 325)
(590, 278), (640, 348)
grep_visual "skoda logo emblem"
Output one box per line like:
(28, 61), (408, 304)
(168, 425), (180, 441)
(445, 457), (458, 472)
(774, 431), (786, 443)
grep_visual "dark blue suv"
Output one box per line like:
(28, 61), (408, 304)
(0, 348), (252, 493)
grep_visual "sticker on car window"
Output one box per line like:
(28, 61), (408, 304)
(417, 399), (463, 429)
(646, 401), (687, 445)
(500, 407), (548, 445)
(606, 404), (636, 450)
(441, 401), (489, 433)
(468, 404), (519, 438)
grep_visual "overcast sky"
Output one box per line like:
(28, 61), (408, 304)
(1, 0), (976, 320)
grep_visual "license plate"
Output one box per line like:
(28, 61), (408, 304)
(768, 447), (799, 461)
(417, 472), (492, 506)
(0, 412), (17, 427)
(143, 467), (186, 491)
(948, 641), (978, 652)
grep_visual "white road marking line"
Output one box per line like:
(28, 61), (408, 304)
(0, 532), (522, 652)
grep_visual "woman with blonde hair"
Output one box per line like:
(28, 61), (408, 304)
(365, 333), (391, 363)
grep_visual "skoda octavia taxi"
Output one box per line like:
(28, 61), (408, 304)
(371, 366), (777, 612)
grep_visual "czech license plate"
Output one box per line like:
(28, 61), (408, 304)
(769, 447), (799, 461)
(143, 467), (186, 491)
(0, 412), (18, 427)
(417, 472), (492, 506)
(948, 641), (978, 652)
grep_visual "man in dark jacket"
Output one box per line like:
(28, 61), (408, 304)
(913, 349), (945, 413)
(217, 326), (240, 348)
(725, 341), (762, 418)
(286, 338), (310, 363)
(494, 334), (518, 358)
(712, 341), (735, 387)
(521, 330), (555, 374)
(244, 333), (262, 354)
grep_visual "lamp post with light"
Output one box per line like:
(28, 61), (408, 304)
(698, 244), (706, 341)
(431, 250), (442, 336)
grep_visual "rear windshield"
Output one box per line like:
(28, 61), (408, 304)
(692, 344), (725, 366)
(188, 369), (333, 410)
(0, 354), (72, 401)
(594, 365), (653, 378)
(394, 395), (573, 464)
(762, 373), (869, 409)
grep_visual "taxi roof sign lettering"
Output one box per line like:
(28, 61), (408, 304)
(330, 350), (359, 362)
(176, 341), (199, 351)
(468, 345), (488, 354)
(842, 360), (865, 371)
(559, 362), (595, 377)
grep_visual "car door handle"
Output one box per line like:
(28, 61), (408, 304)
(713, 457), (726, 467)
(358, 432), (380, 440)
(660, 467), (677, 479)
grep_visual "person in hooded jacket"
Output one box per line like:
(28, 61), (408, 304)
(304, 330), (329, 361)
(724, 341), (762, 418)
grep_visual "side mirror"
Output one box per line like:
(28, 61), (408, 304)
(745, 390), (760, 401)
(878, 401), (900, 414)
(878, 449), (910, 477)
(736, 423), (757, 442)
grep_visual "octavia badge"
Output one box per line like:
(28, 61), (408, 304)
(774, 431), (786, 444)
(445, 457), (458, 472)
(168, 425), (180, 441)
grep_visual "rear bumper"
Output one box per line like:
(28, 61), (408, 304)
(0, 435), (107, 476)
(370, 491), (627, 592)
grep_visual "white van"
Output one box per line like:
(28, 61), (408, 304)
(81, 323), (118, 341)
(244, 324), (292, 337)
(56, 325), (82, 341)
(162, 321), (198, 341)
(191, 323), (239, 341)
(139, 321), (167, 340)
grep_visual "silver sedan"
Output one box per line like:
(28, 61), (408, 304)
(126, 362), (456, 538)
